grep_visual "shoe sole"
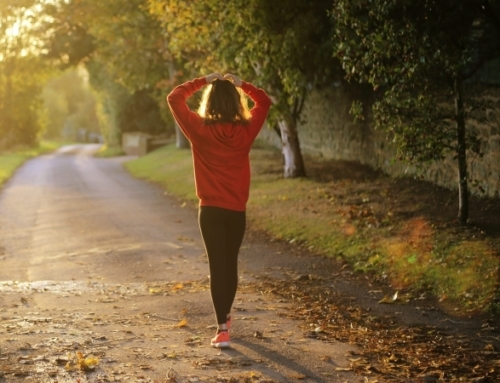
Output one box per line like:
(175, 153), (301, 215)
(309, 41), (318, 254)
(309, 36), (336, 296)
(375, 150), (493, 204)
(211, 341), (230, 348)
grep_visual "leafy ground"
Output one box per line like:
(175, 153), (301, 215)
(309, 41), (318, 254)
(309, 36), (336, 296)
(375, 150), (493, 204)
(126, 141), (500, 314)
(243, 274), (500, 382)
(2, 275), (499, 382)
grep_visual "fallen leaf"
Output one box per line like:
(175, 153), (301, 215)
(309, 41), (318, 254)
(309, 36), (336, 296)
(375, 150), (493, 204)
(378, 291), (398, 304)
(176, 318), (187, 328)
(65, 351), (99, 372)
(172, 283), (184, 291)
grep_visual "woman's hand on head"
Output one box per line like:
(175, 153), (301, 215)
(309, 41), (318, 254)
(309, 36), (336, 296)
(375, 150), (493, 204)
(205, 73), (223, 84)
(223, 73), (242, 87)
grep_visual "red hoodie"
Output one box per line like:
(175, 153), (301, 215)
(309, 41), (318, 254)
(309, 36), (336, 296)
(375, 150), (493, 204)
(167, 77), (271, 211)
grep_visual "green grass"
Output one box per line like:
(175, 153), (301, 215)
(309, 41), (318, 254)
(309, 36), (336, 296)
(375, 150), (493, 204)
(0, 140), (71, 187)
(94, 144), (125, 158)
(124, 144), (196, 202)
(125, 143), (500, 313)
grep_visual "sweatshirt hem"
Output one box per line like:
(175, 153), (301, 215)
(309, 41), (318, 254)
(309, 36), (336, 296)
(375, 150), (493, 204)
(199, 200), (246, 212)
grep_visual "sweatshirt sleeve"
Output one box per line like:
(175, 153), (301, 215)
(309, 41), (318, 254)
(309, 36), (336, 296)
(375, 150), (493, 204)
(167, 77), (207, 140)
(241, 81), (272, 140)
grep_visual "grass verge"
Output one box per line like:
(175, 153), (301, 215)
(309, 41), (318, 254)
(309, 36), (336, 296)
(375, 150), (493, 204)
(0, 141), (70, 187)
(94, 144), (125, 158)
(125, 142), (500, 313)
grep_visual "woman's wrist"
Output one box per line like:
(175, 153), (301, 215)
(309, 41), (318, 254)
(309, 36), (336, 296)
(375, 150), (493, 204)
(223, 73), (242, 87)
(205, 73), (223, 84)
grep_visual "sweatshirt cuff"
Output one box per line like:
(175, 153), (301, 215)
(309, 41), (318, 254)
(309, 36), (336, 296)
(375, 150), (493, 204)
(194, 77), (207, 88)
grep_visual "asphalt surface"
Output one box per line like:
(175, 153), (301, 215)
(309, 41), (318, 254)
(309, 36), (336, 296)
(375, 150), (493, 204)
(0, 144), (359, 383)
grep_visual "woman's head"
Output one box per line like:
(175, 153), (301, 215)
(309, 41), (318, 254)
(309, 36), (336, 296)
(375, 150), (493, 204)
(198, 79), (251, 125)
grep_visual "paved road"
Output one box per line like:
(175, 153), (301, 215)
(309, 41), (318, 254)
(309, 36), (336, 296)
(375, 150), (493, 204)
(0, 145), (359, 383)
(0, 144), (206, 283)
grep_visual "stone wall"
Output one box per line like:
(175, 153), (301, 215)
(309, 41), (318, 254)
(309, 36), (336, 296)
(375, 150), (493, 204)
(258, 81), (500, 198)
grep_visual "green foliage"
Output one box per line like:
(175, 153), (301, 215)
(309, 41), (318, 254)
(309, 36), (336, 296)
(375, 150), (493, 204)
(0, 1), (52, 149)
(148, 0), (339, 176)
(0, 56), (50, 149)
(332, 0), (499, 164)
(149, 0), (337, 124)
(66, 0), (168, 91)
(42, 68), (100, 139)
(86, 59), (166, 146)
(43, 0), (172, 147)
(332, 0), (500, 223)
(118, 89), (166, 135)
(86, 60), (131, 147)
(42, 2), (95, 68)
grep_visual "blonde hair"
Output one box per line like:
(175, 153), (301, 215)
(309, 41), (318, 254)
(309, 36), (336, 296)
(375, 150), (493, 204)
(198, 79), (251, 125)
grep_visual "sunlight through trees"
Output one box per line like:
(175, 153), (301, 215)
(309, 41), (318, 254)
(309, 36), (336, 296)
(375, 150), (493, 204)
(1, 0), (499, 226)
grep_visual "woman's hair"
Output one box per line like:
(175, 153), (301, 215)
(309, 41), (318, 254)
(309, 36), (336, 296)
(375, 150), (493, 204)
(198, 79), (251, 125)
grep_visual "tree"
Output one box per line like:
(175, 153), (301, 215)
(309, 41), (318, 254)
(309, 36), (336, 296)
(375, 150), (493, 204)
(42, 68), (100, 139)
(332, 0), (500, 225)
(42, 0), (172, 147)
(149, 0), (339, 177)
(118, 89), (167, 135)
(0, 0), (52, 149)
(86, 60), (131, 147)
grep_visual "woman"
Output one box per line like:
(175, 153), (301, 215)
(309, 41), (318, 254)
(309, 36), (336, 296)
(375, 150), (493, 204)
(167, 72), (271, 348)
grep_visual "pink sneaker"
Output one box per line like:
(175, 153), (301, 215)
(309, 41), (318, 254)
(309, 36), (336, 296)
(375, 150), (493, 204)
(211, 330), (230, 348)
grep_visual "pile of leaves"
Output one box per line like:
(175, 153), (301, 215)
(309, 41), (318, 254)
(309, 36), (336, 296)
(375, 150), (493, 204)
(147, 279), (210, 295)
(244, 276), (500, 382)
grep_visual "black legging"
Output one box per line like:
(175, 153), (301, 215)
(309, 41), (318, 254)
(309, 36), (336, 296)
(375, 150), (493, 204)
(199, 206), (246, 325)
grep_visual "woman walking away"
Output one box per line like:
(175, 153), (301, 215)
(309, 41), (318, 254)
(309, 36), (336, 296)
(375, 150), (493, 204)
(167, 73), (271, 348)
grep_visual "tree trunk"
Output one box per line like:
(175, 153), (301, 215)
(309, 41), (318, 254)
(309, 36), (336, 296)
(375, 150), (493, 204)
(175, 122), (190, 149)
(454, 77), (469, 225)
(167, 61), (190, 149)
(277, 118), (306, 178)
